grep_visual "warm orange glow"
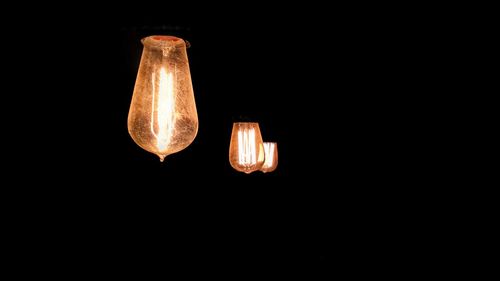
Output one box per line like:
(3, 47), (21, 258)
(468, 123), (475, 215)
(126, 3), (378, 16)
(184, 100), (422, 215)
(128, 36), (198, 162)
(229, 122), (265, 174)
(260, 142), (278, 173)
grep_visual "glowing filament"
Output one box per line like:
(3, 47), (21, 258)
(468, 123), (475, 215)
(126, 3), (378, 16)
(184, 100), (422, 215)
(151, 67), (176, 151)
(238, 128), (257, 166)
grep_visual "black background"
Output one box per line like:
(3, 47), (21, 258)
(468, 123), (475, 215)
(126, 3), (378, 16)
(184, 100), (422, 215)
(5, 6), (424, 273)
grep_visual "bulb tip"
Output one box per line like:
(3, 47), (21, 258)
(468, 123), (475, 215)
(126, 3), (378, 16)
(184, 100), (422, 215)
(159, 155), (166, 162)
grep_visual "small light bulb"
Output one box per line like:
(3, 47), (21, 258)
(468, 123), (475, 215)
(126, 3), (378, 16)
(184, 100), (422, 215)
(260, 142), (278, 173)
(229, 122), (265, 173)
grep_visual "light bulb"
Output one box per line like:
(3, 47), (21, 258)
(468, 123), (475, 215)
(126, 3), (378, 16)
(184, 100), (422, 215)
(229, 122), (265, 174)
(260, 142), (278, 173)
(128, 36), (198, 162)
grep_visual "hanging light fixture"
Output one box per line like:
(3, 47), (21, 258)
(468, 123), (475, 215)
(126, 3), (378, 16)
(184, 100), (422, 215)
(128, 36), (198, 162)
(229, 122), (265, 173)
(260, 142), (278, 173)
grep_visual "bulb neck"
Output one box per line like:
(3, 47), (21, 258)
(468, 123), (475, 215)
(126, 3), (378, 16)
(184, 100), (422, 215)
(142, 35), (186, 49)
